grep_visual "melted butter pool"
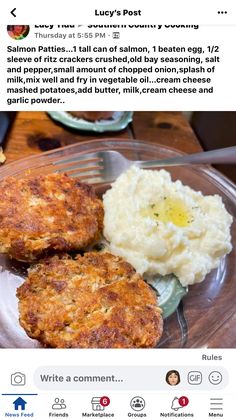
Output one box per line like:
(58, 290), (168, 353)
(141, 197), (192, 227)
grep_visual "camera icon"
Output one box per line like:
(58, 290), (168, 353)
(11, 372), (26, 386)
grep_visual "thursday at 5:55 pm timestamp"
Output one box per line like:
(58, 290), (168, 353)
(77, 32), (107, 38)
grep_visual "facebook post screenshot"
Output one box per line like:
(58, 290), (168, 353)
(0, 0), (235, 417)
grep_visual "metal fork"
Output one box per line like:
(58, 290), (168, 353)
(53, 146), (236, 183)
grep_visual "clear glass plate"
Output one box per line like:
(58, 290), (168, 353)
(0, 139), (235, 348)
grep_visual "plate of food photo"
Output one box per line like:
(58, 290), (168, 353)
(0, 139), (235, 349)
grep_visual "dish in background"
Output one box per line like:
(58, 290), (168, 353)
(0, 139), (235, 348)
(68, 111), (114, 121)
(47, 111), (133, 132)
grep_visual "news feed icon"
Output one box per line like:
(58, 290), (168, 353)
(11, 372), (26, 386)
(13, 397), (27, 411)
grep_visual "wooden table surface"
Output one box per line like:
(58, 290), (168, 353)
(4, 111), (202, 162)
(2, 111), (235, 349)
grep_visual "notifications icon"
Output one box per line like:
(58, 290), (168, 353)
(171, 396), (189, 411)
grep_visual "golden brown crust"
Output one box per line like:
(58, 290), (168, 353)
(17, 252), (163, 348)
(0, 173), (103, 261)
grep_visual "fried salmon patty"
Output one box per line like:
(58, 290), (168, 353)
(17, 252), (163, 348)
(0, 173), (103, 261)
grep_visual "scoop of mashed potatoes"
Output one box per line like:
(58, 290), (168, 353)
(103, 166), (233, 286)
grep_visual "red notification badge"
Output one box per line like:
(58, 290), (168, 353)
(100, 396), (110, 407)
(179, 396), (189, 407)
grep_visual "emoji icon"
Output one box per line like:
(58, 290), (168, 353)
(208, 371), (223, 385)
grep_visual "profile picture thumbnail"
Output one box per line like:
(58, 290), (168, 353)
(166, 370), (181, 386)
(7, 25), (30, 40)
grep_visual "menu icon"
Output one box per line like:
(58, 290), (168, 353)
(210, 398), (223, 411)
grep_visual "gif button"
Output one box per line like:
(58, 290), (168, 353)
(188, 371), (202, 385)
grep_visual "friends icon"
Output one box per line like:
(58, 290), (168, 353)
(52, 398), (66, 410)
